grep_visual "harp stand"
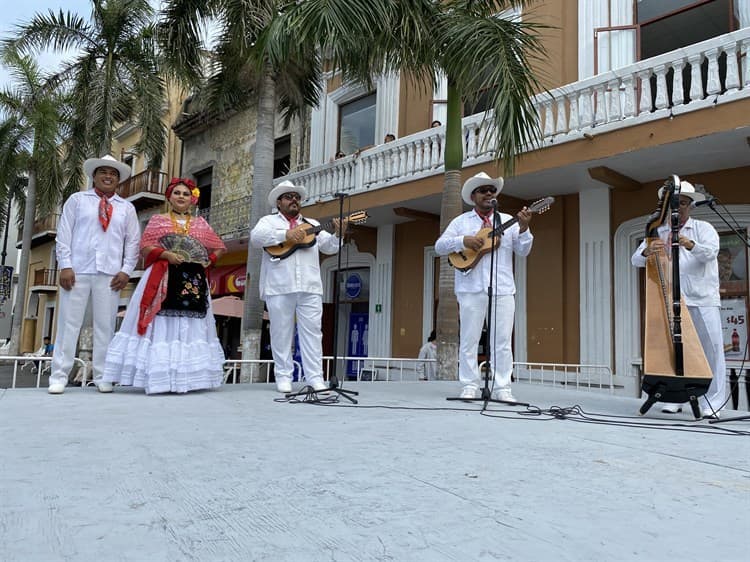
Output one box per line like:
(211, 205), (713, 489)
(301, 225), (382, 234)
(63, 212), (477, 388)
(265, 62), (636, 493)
(286, 192), (358, 404)
(447, 202), (528, 411)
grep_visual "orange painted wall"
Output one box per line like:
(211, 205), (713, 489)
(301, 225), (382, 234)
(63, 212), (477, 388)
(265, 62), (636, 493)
(391, 218), (441, 357)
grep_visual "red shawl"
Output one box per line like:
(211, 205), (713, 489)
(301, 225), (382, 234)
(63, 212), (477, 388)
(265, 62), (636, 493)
(137, 215), (226, 335)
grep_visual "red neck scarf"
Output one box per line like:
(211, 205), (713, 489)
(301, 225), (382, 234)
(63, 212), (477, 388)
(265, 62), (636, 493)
(283, 213), (300, 229)
(475, 209), (493, 228)
(95, 188), (114, 231)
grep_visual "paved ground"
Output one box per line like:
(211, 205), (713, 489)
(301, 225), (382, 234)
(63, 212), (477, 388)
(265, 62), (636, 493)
(1, 381), (748, 562)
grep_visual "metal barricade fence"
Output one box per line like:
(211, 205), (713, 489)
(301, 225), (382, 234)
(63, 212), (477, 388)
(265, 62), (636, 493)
(0, 356), (88, 389)
(512, 361), (615, 392)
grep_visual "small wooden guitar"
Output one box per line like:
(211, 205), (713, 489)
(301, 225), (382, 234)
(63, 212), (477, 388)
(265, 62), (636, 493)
(264, 210), (369, 260)
(448, 197), (554, 272)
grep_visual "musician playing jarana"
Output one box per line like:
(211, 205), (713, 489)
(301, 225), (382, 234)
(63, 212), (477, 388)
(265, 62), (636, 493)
(435, 172), (533, 401)
(249, 180), (346, 394)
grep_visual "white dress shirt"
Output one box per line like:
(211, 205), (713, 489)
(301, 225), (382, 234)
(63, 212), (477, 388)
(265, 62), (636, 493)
(435, 209), (534, 295)
(56, 190), (141, 276)
(631, 217), (720, 307)
(250, 212), (340, 299)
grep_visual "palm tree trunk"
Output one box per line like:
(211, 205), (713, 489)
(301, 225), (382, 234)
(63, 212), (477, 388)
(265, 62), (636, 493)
(9, 169), (36, 356)
(240, 66), (276, 382)
(435, 81), (463, 380)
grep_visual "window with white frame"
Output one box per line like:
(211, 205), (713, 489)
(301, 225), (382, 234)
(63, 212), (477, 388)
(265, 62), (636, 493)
(338, 93), (376, 154)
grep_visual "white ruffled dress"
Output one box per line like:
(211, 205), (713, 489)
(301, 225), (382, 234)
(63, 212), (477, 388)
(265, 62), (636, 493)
(102, 266), (225, 395)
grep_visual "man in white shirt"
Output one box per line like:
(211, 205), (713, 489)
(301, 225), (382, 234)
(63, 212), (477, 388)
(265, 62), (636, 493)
(435, 172), (533, 402)
(631, 180), (726, 419)
(250, 180), (344, 394)
(48, 154), (141, 394)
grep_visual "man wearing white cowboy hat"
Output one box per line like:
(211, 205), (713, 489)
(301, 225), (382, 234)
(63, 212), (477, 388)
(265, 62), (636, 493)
(435, 171), (534, 402)
(250, 180), (346, 394)
(631, 180), (726, 419)
(48, 154), (141, 394)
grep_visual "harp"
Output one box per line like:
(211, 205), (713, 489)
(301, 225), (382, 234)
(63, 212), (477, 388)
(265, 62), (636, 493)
(639, 175), (712, 418)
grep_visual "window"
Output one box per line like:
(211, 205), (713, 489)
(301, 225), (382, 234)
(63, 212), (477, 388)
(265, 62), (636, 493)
(638, 0), (738, 60)
(194, 168), (212, 211)
(338, 93), (376, 154)
(274, 136), (291, 179)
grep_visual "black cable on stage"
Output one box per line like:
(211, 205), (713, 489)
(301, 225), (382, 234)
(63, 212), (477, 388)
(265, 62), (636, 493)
(275, 392), (750, 436)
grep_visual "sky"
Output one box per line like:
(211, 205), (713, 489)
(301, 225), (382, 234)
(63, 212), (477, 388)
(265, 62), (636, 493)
(0, 0), (164, 90)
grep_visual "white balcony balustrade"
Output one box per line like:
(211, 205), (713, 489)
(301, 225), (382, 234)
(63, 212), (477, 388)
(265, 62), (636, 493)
(277, 27), (750, 203)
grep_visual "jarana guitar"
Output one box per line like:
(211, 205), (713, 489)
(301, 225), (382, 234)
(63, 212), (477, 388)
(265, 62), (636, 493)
(448, 197), (554, 272)
(264, 210), (369, 259)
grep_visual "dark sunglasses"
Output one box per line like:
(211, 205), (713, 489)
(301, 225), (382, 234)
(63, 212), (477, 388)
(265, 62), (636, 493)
(279, 193), (301, 201)
(473, 186), (497, 195)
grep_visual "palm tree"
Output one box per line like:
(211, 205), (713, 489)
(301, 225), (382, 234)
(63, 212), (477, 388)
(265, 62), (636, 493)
(159, 0), (322, 379)
(281, 0), (548, 378)
(0, 50), (64, 356)
(6, 0), (167, 195)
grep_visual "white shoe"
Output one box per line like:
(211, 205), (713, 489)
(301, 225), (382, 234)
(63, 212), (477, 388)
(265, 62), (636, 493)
(702, 408), (720, 420)
(96, 382), (113, 393)
(276, 380), (292, 393)
(311, 379), (329, 392)
(48, 383), (65, 395)
(492, 388), (517, 403)
(661, 403), (682, 414)
(459, 386), (477, 400)
(310, 379), (332, 396)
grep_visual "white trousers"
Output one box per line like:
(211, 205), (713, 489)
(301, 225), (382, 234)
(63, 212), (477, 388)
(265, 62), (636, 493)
(689, 305), (727, 411)
(50, 274), (120, 386)
(457, 292), (515, 389)
(265, 292), (324, 385)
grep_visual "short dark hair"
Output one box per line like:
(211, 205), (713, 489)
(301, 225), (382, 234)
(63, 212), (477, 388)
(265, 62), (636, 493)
(428, 330), (436, 342)
(43, 336), (50, 342)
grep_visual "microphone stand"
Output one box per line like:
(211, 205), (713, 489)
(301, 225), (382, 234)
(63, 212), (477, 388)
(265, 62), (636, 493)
(447, 200), (529, 411)
(693, 197), (750, 424)
(287, 191), (359, 404)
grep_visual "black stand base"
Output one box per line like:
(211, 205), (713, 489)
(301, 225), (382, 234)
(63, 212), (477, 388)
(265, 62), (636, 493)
(446, 386), (529, 411)
(638, 375), (711, 420)
(285, 379), (359, 404)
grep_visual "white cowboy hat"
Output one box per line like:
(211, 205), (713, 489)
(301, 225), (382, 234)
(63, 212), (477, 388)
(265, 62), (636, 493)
(461, 172), (504, 206)
(82, 154), (132, 188)
(657, 180), (705, 203)
(268, 180), (308, 208)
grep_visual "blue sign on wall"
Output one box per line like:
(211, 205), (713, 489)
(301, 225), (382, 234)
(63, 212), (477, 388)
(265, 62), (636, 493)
(346, 312), (369, 378)
(345, 273), (362, 300)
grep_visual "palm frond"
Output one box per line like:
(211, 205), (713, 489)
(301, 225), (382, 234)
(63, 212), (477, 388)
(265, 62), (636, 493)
(4, 9), (95, 54)
(438, 9), (549, 174)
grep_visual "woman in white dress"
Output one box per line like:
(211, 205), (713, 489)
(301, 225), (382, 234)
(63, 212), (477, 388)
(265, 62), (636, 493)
(103, 178), (227, 394)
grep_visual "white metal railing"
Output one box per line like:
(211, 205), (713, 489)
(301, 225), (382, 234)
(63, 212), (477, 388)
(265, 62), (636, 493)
(513, 362), (615, 392)
(221, 356), (427, 383)
(536, 27), (750, 141)
(0, 356), (88, 389)
(279, 27), (750, 203)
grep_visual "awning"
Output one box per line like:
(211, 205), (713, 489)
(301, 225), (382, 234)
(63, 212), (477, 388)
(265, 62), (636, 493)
(210, 264), (246, 295)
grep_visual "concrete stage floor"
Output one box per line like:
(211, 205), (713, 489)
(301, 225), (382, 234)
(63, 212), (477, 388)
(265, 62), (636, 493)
(1, 381), (748, 562)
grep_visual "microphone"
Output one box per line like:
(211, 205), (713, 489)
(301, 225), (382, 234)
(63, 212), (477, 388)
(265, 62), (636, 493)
(489, 199), (498, 207)
(691, 197), (716, 208)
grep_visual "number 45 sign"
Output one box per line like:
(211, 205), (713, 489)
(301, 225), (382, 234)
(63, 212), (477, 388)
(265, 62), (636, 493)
(721, 297), (747, 359)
